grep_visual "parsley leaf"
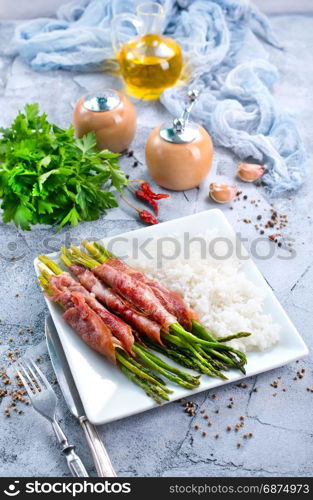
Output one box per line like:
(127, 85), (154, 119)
(76, 133), (97, 154)
(0, 104), (128, 230)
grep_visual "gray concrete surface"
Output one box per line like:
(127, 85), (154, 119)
(0, 0), (312, 20)
(0, 14), (313, 477)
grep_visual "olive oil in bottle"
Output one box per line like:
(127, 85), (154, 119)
(118, 34), (183, 100)
(112, 3), (183, 100)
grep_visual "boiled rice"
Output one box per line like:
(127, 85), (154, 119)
(127, 231), (280, 352)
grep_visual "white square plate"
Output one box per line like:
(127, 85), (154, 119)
(34, 209), (308, 424)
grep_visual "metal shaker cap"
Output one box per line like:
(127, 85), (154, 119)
(83, 90), (121, 112)
(160, 89), (201, 144)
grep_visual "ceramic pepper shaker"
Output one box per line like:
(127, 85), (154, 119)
(145, 90), (213, 190)
(73, 89), (136, 153)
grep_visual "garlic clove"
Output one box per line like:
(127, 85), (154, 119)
(237, 162), (266, 182)
(209, 183), (238, 203)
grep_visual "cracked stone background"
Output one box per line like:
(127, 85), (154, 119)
(0, 10), (313, 477)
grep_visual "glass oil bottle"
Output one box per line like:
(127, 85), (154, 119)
(112, 2), (183, 100)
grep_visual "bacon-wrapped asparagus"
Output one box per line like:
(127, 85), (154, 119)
(59, 251), (231, 380)
(83, 240), (196, 331)
(38, 268), (172, 404)
(48, 274), (117, 365)
(69, 243), (249, 374)
(65, 261), (163, 345)
(48, 271), (135, 355)
(39, 258), (200, 391)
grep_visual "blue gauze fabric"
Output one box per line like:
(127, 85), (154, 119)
(11, 0), (306, 195)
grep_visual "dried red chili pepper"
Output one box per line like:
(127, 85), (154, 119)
(135, 189), (159, 215)
(139, 210), (159, 225)
(121, 194), (160, 225)
(141, 181), (170, 200)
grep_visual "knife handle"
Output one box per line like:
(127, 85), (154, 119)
(79, 416), (117, 477)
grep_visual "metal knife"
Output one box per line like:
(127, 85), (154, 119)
(45, 315), (117, 477)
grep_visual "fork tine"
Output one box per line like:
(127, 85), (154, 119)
(29, 359), (50, 389)
(18, 361), (38, 392)
(15, 363), (36, 399)
(24, 359), (44, 391)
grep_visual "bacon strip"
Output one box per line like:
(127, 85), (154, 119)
(49, 273), (134, 354)
(92, 262), (177, 329)
(106, 257), (193, 330)
(143, 281), (192, 330)
(70, 264), (163, 344)
(63, 291), (116, 365)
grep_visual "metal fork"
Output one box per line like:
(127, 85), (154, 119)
(16, 358), (88, 477)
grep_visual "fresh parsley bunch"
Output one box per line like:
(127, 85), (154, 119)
(0, 103), (128, 230)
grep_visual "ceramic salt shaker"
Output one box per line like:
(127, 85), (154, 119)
(145, 90), (213, 190)
(73, 89), (136, 153)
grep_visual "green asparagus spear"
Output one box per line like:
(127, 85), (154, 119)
(132, 344), (200, 389)
(118, 364), (167, 404)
